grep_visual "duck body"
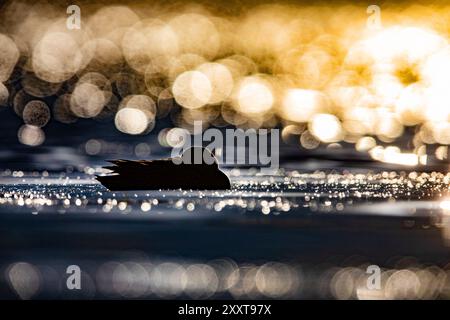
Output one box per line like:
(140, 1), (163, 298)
(96, 147), (231, 190)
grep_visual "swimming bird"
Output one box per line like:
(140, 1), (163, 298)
(96, 147), (231, 190)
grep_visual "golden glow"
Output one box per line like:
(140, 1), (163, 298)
(114, 108), (149, 135)
(2, 1), (450, 160)
(395, 84), (426, 126)
(197, 63), (233, 105)
(440, 200), (450, 211)
(300, 130), (320, 150)
(70, 83), (107, 118)
(358, 27), (445, 64)
(168, 13), (220, 60)
(309, 114), (343, 143)
(0, 83), (9, 106)
(281, 89), (327, 123)
(22, 101), (50, 128)
(356, 136), (376, 152)
(18, 124), (45, 146)
(0, 34), (19, 82)
(369, 146), (422, 166)
(235, 77), (273, 115)
(436, 146), (448, 160)
(114, 94), (156, 135)
(172, 71), (212, 109)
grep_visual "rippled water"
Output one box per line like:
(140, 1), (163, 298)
(1, 169), (449, 215)
(1, 168), (450, 299)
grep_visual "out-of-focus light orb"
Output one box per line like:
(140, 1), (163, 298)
(21, 73), (62, 98)
(87, 5), (139, 40)
(168, 13), (220, 59)
(142, 19), (179, 57)
(300, 130), (320, 149)
(182, 106), (219, 126)
(328, 86), (374, 111)
(375, 110), (404, 140)
(385, 269), (420, 299)
(395, 84), (426, 126)
(421, 47), (450, 88)
(281, 124), (305, 144)
(432, 122), (450, 145)
(172, 70), (212, 109)
(79, 72), (112, 90)
(238, 7), (296, 59)
(235, 77), (273, 115)
(13, 90), (33, 117)
(419, 123), (436, 144)
(330, 268), (359, 300)
(32, 32), (86, 83)
(343, 107), (376, 136)
(166, 127), (189, 148)
(114, 107), (149, 135)
(135, 142), (151, 158)
(369, 145), (385, 161)
(370, 146), (420, 166)
(255, 263), (297, 298)
(221, 104), (247, 126)
(89, 38), (123, 69)
(281, 89), (327, 123)
(371, 74), (404, 107)
(7, 262), (41, 300)
(22, 100), (50, 127)
(184, 264), (219, 299)
(309, 113), (343, 143)
(150, 262), (187, 297)
(220, 55), (258, 78)
(423, 87), (450, 122)
(120, 94), (156, 121)
(141, 202), (151, 212)
(327, 143), (342, 150)
(197, 63), (233, 104)
(18, 124), (45, 146)
(53, 94), (78, 124)
(167, 54), (207, 83)
(157, 89), (175, 118)
(157, 128), (171, 147)
(440, 200), (450, 211)
(435, 146), (448, 161)
(0, 82), (9, 106)
(0, 34), (20, 82)
(85, 139), (102, 155)
(122, 19), (179, 74)
(70, 83), (107, 118)
(356, 136), (377, 152)
(292, 47), (337, 89)
(361, 27), (446, 64)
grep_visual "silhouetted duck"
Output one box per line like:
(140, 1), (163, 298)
(96, 147), (231, 190)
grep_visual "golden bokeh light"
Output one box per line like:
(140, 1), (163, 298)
(70, 82), (107, 118)
(355, 136), (377, 152)
(235, 76), (273, 115)
(0, 83), (9, 106)
(114, 107), (149, 135)
(196, 63), (234, 105)
(0, 1), (450, 161)
(17, 124), (45, 146)
(0, 34), (20, 82)
(309, 113), (343, 143)
(172, 70), (212, 109)
(280, 89), (328, 123)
